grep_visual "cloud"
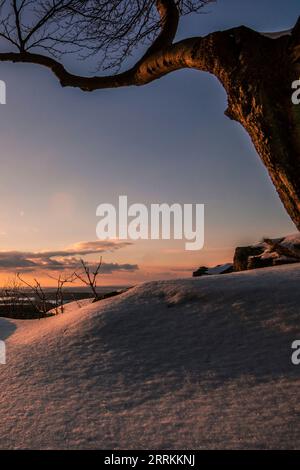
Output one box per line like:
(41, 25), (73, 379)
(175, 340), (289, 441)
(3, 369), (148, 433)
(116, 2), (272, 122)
(0, 240), (138, 273)
(95, 263), (138, 274)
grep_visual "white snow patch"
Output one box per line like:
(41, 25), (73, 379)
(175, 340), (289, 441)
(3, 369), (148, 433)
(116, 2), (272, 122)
(260, 29), (292, 39)
(206, 263), (233, 275)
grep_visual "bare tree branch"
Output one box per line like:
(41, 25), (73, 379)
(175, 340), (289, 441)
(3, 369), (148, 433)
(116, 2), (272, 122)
(74, 257), (102, 302)
(0, 0), (215, 84)
(12, 0), (25, 50)
(17, 273), (48, 318)
(47, 272), (76, 314)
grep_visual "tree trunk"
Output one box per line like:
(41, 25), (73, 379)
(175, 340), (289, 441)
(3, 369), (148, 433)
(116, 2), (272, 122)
(191, 26), (300, 229)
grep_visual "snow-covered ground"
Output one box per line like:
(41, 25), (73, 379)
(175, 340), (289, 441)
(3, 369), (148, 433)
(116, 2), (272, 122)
(0, 264), (300, 449)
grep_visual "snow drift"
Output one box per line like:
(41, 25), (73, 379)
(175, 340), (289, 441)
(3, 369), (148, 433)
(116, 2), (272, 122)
(0, 264), (300, 449)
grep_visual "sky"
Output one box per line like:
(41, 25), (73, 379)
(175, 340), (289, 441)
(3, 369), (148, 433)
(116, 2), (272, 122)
(0, 0), (299, 286)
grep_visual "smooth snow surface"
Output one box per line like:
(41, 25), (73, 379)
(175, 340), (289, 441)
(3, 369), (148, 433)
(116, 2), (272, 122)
(1, 264), (300, 449)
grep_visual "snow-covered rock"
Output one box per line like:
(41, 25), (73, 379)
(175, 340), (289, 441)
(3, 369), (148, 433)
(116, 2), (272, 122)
(234, 233), (300, 271)
(193, 263), (233, 277)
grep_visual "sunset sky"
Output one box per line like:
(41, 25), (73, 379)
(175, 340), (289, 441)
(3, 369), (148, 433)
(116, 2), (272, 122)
(0, 0), (298, 286)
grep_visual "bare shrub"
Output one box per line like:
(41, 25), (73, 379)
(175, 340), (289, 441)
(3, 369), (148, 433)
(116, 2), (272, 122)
(47, 273), (76, 314)
(74, 257), (102, 302)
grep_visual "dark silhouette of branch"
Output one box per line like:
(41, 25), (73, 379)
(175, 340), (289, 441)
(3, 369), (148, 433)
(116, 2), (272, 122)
(1, 276), (27, 317)
(17, 273), (48, 318)
(0, 0), (215, 88)
(12, 0), (25, 51)
(47, 272), (76, 314)
(74, 257), (102, 302)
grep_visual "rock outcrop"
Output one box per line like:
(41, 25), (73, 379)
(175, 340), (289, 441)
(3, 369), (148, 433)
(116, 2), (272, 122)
(193, 263), (233, 277)
(233, 246), (264, 271)
(233, 234), (300, 272)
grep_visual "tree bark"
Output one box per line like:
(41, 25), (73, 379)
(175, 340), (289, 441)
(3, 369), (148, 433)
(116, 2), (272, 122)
(218, 26), (300, 230)
(199, 25), (300, 230)
(0, 13), (299, 229)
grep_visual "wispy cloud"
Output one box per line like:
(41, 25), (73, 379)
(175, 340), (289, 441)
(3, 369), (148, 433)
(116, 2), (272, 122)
(0, 240), (138, 273)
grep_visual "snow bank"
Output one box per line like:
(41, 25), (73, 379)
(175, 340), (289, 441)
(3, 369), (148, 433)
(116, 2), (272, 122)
(0, 264), (300, 449)
(260, 29), (292, 39)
